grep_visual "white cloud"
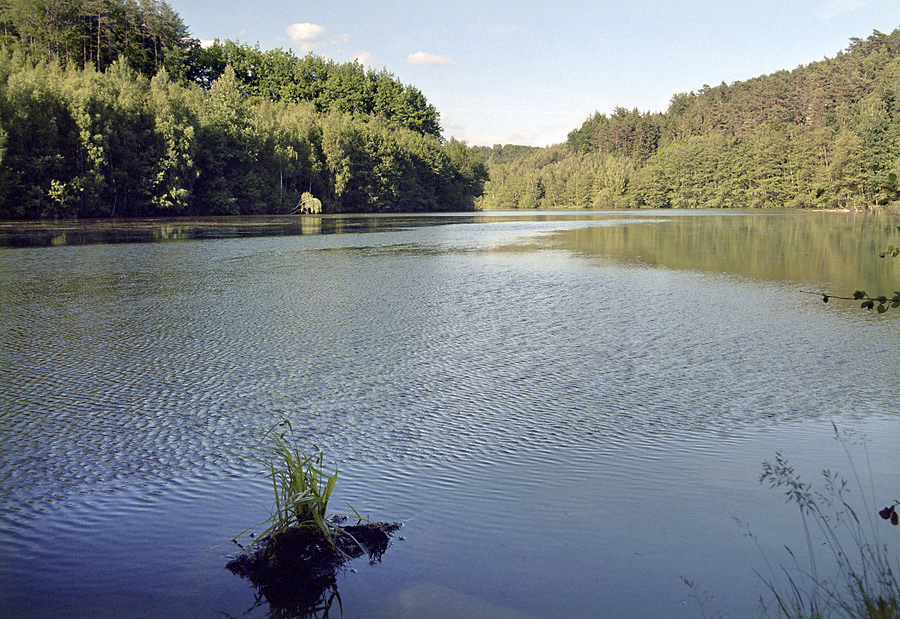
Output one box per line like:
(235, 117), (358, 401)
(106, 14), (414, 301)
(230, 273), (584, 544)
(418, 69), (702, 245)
(438, 103), (581, 147)
(817, 0), (869, 20)
(447, 123), (543, 148)
(286, 23), (350, 52)
(287, 23), (325, 46)
(407, 51), (452, 66)
(353, 51), (375, 67)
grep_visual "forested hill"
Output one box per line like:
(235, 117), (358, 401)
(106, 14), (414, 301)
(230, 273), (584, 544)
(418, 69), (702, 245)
(0, 0), (487, 219)
(479, 28), (900, 210)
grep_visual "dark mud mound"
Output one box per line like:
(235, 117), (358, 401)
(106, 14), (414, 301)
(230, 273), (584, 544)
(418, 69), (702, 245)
(227, 521), (401, 615)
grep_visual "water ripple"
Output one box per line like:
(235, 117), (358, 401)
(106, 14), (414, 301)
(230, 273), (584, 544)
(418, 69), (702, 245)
(1, 221), (899, 618)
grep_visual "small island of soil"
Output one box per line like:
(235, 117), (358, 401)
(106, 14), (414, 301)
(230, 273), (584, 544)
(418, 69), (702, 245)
(227, 519), (401, 612)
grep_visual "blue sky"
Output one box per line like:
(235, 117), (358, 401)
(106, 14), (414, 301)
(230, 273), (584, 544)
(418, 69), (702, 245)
(170, 0), (900, 147)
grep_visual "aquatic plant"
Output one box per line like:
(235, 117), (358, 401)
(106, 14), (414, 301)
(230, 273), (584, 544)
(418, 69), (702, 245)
(754, 424), (899, 619)
(681, 576), (725, 619)
(256, 422), (338, 545)
(228, 420), (401, 616)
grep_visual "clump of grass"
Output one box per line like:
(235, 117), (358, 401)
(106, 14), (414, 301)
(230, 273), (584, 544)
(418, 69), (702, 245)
(227, 420), (401, 615)
(754, 423), (899, 619)
(232, 420), (340, 548)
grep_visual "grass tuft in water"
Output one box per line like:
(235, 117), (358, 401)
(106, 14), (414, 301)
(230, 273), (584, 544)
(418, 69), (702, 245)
(228, 420), (401, 615)
(754, 423), (899, 619)
(232, 420), (340, 548)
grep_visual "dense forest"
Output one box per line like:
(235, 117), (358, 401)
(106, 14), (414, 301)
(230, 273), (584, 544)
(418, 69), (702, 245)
(2, 3), (898, 218)
(479, 28), (900, 211)
(0, 0), (487, 219)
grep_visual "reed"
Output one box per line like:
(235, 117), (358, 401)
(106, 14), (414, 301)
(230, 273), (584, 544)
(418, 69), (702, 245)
(755, 424), (899, 619)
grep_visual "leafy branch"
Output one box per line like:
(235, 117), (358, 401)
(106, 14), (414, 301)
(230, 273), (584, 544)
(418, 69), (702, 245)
(880, 502), (900, 526)
(803, 227), (900, 313)
(802, 289), (900, 313)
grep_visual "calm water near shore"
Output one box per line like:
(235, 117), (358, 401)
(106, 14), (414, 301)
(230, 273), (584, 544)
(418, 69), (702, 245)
(1, 210), (898, 618)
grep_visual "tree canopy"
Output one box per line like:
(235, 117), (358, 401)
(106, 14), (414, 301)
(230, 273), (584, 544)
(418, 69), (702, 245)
(0, 0), (194, 75)
(0, 2), (486, 219)
(189, 41), (442, 138)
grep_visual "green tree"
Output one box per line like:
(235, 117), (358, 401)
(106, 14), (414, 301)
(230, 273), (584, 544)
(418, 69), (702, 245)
(147, 67), (197, 213)
(441, 138), (488, 210)
(0, 56), (80, 218)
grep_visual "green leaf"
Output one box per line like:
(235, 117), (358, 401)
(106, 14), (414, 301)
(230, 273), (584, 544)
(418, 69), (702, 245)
(853, 290), (866, 300)
(822, 295), (829, 303)
(876, 304), (887, 313)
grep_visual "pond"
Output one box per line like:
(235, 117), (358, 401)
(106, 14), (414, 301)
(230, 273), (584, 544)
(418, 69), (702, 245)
(1, 210), (898, 618)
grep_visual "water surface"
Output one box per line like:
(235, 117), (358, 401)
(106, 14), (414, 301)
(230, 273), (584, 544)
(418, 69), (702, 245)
(1, 210), (898, 618)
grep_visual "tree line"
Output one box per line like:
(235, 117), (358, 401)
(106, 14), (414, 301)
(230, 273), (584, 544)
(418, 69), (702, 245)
(479, 29), (900, 211)
(0, 0), (487, 219)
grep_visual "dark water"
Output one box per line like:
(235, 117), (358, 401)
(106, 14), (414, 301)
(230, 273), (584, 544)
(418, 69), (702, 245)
(1, 210), (898, 618)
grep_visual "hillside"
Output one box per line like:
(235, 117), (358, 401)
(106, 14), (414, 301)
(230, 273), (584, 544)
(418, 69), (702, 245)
(480, 28), (900, 210)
